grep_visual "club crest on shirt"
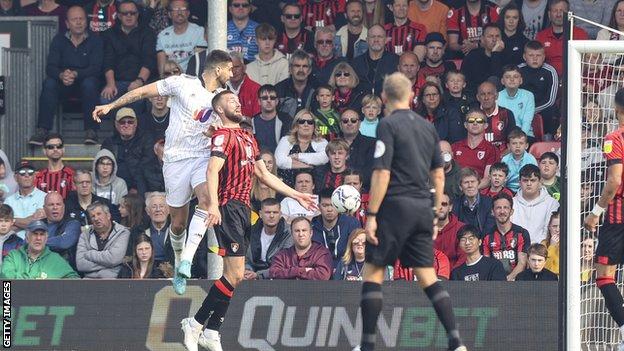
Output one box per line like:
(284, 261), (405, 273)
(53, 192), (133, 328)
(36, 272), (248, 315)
(477, 151), (485, 160)
(604, 140), (613, 154)
(497, 121), (504, 131)
(231, 243), (239, 253)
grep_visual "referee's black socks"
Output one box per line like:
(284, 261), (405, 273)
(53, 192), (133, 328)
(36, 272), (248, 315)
(194, 276), (234, 331)
(360, 282), (383, 351)
(597, 276), (624, 326)
(424, 282), (463, 350)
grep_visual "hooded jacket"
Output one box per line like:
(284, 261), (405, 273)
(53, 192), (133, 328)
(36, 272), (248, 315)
(511, 187), (560, 243)
(0, 245), (79, 279)
(245, 218), (293, 279)
(246, 49), (290, 86)
(269, 242), (333, 280)
(311, 214), (361, 267)
(91, 149), (128, 205)
(76, 222), (130, 278)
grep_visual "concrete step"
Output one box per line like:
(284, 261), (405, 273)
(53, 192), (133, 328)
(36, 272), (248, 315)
(59, 113), (115, 144)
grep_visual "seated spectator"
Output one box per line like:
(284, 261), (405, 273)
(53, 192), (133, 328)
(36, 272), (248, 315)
(541, 210), (559, 275)
(66, 169), (120, 225)
(452, 168), (495, 235)
(29, 6), (103, 146)
(498, 65), (535, 139)
(275, 109), (329, 187)
(300, 0), (344, 31)
(478, 81), (517, 152)
(138, 95), (170, 140)
(334, 228), (369, 280)
(23, 0), (67, 32)
(315, 139), (350, 190)
(0, 150), (17, 199)
(397, 51), (424, 109)
(119, 193), (146, 236)
(451, 108), (500, 180)
(384, 0), (427, 58)
(0, 205), (23, 268)
(4, 161), (47, 239)
(227, 0), (258, 62)
(539, 152), (561, 201)
(246, 23), (290, 86)
(482, 193), (530, 280)
(269, 217), (332, 280)
(328, 62), (368, 114)
(451, 224), (506, 281)
(359, 94), (381, 138)
(363, 0), (390, 27)
(417, 33), (457, 84)
(34, 133), (75, 199)
(313, 85), (341, 140)
(417, 81), (465, 144)
(143, 0), (170, 34)
(275, 50), (316, 117)
(515, 243), (558, 281)
(0, 220), (78, 279)
(480, 162), (514, 198)
(352, 24), (400, 95)
(501, 128), (537, 192)
(251, 85), (293, 154)
(276, 3), (315, 56)
(497, 3), (529, 66)
(156, 0), (207, 74)
(0, 0), (21, 16)
(335, 0), (368, 60)
(461, 24), (504, 97)
(85, 0), (116, 33)
(280, 171), (320, 224)
(446, 0), (499, 57)
(434, 193), (466, 269)
(251, 151), (278, 212)
(443, 70), (473, 119)
(394, 249), (451, 280)
(408, 0), (449, 37)
(440, 140), (462, 201)
(311, 189), (360, 267)
(43, 192), (81, 269)
(343, 169), (369, 226)
(511, 164), (559, 243)
(340, 109), (376, 188)
(92, 149), (128, 205)
(118, 233), (166, 278)
(76, 202), (130, 278)
(226, 51), (261, 118)
(139, 192), (172, 267)
(244, 198), (293, 280)
(519, 0), (549, 40)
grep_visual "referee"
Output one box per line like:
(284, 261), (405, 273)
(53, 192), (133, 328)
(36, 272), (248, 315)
(355, 73), (466, 351)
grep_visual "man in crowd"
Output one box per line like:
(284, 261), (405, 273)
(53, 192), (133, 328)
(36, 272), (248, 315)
(441, 140), (462, 201)
(246, 23), (290, 86)
(316, 139), (351, 190)
(477, 81), (517, 151)
(227, 0), (258, 62)
(408, 0), (449, 37)
(452, 167), (495, 235)
(312, 27), (345, 86)
(276, 3), (315, 56)
(352, 24), (399, 95)
(461, 24), (504, 97)
(30, 6), (103, 145)
(138, 95), (170, 140)
(65, 169), (120, 226)
(42, 192), (81, 270)
(384, 0), (427, 59)
(275, 50), (316, 117)
(340, 109), (375, 189)
(417, 33), (456, 85)
(141, 192), (173, 267)
(251, 84), (293, 153)
(434, 193), (466, 269)
(34, 133), (76, 199)
(225, 51), (260, 118)
(451, 225), (506, 281)
(335, 0), (368, 60)
(4, 161), (47, 239)
(451, 108), (499, 180)
(397, 51), (425, 108)
(446, 0), (499, 57)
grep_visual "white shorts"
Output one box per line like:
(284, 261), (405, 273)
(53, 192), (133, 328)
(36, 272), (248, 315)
(163, 157), (209, 207)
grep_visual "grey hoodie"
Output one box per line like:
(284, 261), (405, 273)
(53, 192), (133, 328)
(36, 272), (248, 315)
(76, 222), (130, 279)
(92, 149), (128, 205)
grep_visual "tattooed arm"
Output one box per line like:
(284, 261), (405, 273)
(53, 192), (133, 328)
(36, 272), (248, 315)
(92, 81), (161, 122)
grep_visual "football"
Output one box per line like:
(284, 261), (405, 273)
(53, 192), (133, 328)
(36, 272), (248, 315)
(331, 185), (361, 214)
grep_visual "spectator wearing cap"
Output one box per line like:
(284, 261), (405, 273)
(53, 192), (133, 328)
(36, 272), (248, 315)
(407, 0), (449, 39)
(352, 24), (400, 96)
(34, 133), (76, 200)
(101, 107), (159, 196)
(0, 219), (79, 279)
(417, 32), (457, 85)
(42, 191), (82, 270)
(4, 161), (47, 239)
(29, 6), (103, 146)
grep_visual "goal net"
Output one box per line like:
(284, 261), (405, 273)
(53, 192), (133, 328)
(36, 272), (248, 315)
(568, 21), (624, 351)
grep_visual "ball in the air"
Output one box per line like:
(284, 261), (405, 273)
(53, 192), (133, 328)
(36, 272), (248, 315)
(331, 185), (361, 214)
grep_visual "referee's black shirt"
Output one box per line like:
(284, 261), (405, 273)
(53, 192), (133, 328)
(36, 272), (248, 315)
(373, 109), (443, 198)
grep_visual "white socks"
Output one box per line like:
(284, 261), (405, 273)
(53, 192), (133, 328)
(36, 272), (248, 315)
(168, 227), (187, 267)
(181, 209), (209, 263)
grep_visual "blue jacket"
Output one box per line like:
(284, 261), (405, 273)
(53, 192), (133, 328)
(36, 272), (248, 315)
(452, 194), (495, 237)
(46, 31), (103, 80)
(311, 214), (361, 267)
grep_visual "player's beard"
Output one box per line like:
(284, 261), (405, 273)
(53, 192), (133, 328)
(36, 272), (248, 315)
(225, 110), (244, 123)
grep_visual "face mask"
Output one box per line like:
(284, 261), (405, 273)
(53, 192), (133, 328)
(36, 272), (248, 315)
(443, 152), (452, 163)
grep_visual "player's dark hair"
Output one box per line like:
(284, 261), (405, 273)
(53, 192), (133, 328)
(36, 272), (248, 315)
(260, 197), (280, 209)
(258, 84), (277, 98)
(44, 132), (64, 146)
(319, 188), (335, 201)
(507, 127), (527, 142)
(490, 162), (509, 176)
(501, 64), (522, 76)
(204, 49), (232, 74)
(0, 204), (14, 220)
(290, 216), (311, 230)
(540, 151), (559, 165)
(615, 88), (624, 108)
(457, 224), (482, 241)
(528, 243), (548, 259)
(519, 164), (541, 179)
(525, 40), (544, 52)
(211, 90), (235, 111)
(492, 192), (514, 209)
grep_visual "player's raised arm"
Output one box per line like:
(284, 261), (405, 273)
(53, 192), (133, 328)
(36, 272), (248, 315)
(254, 159), (318, 212)
(92, 81), (161, 123)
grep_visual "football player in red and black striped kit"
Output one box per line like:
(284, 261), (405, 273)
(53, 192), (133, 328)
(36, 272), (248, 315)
(181, 91), (317, 351)
(585, 88), (624, 351)
(34, 133), (76, 199)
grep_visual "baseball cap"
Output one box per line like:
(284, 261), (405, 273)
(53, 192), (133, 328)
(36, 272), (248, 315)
(424, 32), (446, 46)
(27, 219), (47, 233)
(115, 107), (137, 122)
(14, 160), (35, 172)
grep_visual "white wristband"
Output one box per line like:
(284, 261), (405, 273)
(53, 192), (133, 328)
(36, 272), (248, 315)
(592, 204), (606, 217)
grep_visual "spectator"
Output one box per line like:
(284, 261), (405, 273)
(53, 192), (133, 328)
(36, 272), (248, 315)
(315, 139), (350, 190)
(343, 168), (369, 226)
(138, 95), (170, 140)
(91, 149), (128, 205)
(541, 210), (559, 275)
(227, 0), (258, 62)
(4, 161), (47, 239)
(394, 249), (451, 280)
(352, 24), (400, 95)
(498, 3), (529, 66)
(461, 24), (504, 97)
(269, 217), (333, 280)
(76, 202), (130, 278)
(23, 0), (66, 32)
(276, 3), (315, 56)
(0, 150), (17, 198)
(251, 85), (293, 153)
(359, 94), (381, 138)
(65, 169), (120, 226)
(156, 0), (207, 74)
(43, 192), (81, 269)
(34, 133), (76, 199)
(251, 151), (278, 212)
(119, 193), (146, 235)
(447, 0), (500, 57)
(434, 193), (466, 269)
(440, 140), (463, 201)
(569, 0), (614, 39)
(275, 109), (329, 187)
(596, 0), (624, 47)
(515, 243), (558, 280)
(480, 162), (514, 198)
(29, 6), (103, 146)
(118, 233), (166, 278)
(498, 65), (535, 138)
(226, 51), (261, 118)
(443, 70), (473, 120)
(139, 192), (172, 267)
(275, 50), (316, 117)
(300, 0), (345, 31)
(511, 164), (559, 243)
(101, 108), (158, 195)
(328, 62), (368, 113)
(246, 23), (290, 86)
(0, 220), (78, 279)
(501, 128), (537, 192)
(408, 0), (449, 38)
(539, 152), (561, 200)
(452, 167), (495, 235)
(397, 51), (425, 109)
(334, 228), (368, 280)
(311, 27), (345, 86)
(0, 205), (24, 268)
(144, 0), (170, 34)
(450, 224), (506, 281)
(482, 193), (530, 280)
(517, 0), (550, 40)
(384, 0), (427, 58)
(245, 198), (293, 280)
(362, 0), (389, 28)
(451, 108), (500, 180)
(161, 59), (183, 78)
(336, 0), (368, 60)
(313, 85), (341, 140)
(340, 109), (376, 189)
(0, 0), (21, 16)
(85, 0), (116, 33)
(417, 33), (457, 86)
(417, 81), (465, 144)
(100, 0), (156, 113)
(280, 170), (320, 224)
(535, 0), (588, 77)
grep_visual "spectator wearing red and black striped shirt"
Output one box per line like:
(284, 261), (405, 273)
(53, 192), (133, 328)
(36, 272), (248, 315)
(34, 133), (75, 200)
(477, 81), (516, 152)
(277, 3), (315, 57)
(384, 0), (427, 59)
(446, 0), (499, 56)
(299, 0), (346, 31)
(315, 139), (349, 191)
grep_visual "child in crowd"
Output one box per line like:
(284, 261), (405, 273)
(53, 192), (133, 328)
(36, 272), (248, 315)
(498, 65), (535, 141)
(0, 204), (23, 269)
(515, 243), (558, 281)
(359, 94), (381, 138)
(316, 139), (350, 191)
(501, 128), (538, 192)
(539, 152), (561, 201)
(314, 84), (341, 140)
(444, 70), (473, 116)
(480, 162), (514, 198)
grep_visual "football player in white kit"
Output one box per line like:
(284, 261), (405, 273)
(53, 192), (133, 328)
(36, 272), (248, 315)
(92, 50), (233, 295)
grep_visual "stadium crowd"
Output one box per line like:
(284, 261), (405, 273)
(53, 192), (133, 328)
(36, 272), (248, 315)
(0, 0), (617, 281)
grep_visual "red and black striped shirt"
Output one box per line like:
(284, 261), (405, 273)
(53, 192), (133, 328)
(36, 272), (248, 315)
(603, 129), (624, 223)
(484, 106), (516, 152)
(34, 166), (76, 199)
(446, 2), (499, 45)
(393, 250), (451, 280)
(300, 0), (345, 29)
(277, 29), (315, 57)
(482, 224), (530, 271)
(384, 20), (427, 55)
(210, 128), (260, 207)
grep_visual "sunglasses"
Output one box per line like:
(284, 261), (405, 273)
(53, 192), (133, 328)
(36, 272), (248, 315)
(45, 143), (63, 150)
(260, 95), (278, 101)
(297, 119), (315, 125)
(119, 11), (138, 16)
(334, 71), (351, 77)
(341, 118), (359, 124)
(231, 3), (250, 8)
(18, 169), (35, 176)
(283, 13), (301, 19)
(117, 119), (136, 125)
(316, 39), (333, 45)
(467, 118), (485, 124)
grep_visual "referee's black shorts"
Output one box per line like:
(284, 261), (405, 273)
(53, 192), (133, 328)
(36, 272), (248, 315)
(214, 199), (251, 257)
(365, 195), (434, 268)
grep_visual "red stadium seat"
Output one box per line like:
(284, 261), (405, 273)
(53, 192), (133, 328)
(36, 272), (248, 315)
(532, 113), (544, 142)
(529, 141), (561, 159)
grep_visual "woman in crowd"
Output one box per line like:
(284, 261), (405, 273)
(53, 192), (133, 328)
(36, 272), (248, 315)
(0, 150), (17, 200)
(143, 0), (170, 34)
(251, 150), (278, 212)
(119, 193), (146, 233)
(597, 0), (624, 47)
(275, 109), (329, 187)
(541, 211), (560, 276)
(417, 81), (465, 143)
(328, 62), (368, 113)
(334, 229), (367, 281)
(498, 3), (529, 66)
(362, 0), (389, 28)
(118, 234), (165, 279)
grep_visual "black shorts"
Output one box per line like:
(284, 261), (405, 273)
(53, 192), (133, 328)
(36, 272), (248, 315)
(596, 222), (624, 265)
(214, 200), (251, 257)
(365, 196), (434, 268)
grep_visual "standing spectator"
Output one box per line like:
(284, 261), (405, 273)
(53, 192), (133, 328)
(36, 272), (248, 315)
(0, 220), (78, 279)
(334, 228), (376, 280)
(226, 52), (261, 118)
(76, 202), (130, 278)
(85, 0), (116, 33)
(276, 3), (315, 56)
(0, 150), (17, 199)
(498, 65), (535, 138)
(311, 27), (345, 86)
(275, 50), (316, 117)
(0, 205), (24, 268)
(340, 109), (376, 189)
(515, 243), (558, 280)
(23, 0), (66, 32)
(34, 133), (76, 199)
(251, 85), (293, 153)
(452, 167), (495, 235)
(447, 0), (500, 57)
(328, 62), (368, 113)
(417, 33), (457, 86)
(245, 198), (293, 280)
(397, 51), (424, 109)
(43, 192), (81, 269)
(138, 95), (170, 140)
(29, 6), (103, 146)
(269, 217), (333, 280)
(434, 193), (466, 268)
(0, 0), (21, 16)
(315, 139), (350, 190)
(156, 0), (207, 74)
(450, 224), (507, 281)
(516, 0), (550, 40)
(359, 94), (381, 138)
(119, 193), (146, 235)
(461, 24), (504, 97)
(300, 0), (345, 31)
(539, 152), (561, 200)
(451, 108), (500, 179)
(118, 234), (165, 278)
(501, 128), (537, 192)
(384, 0), (427, 59)
(4, 161), (47, 239)
(246, 23), (290, 86)
(336, 0), (368, 60)
(352, 24), (400, 95)
(91, 149), (128, 205)
(280, 171), (320, 224)
(100, 0), (156, 113)
(65, 169), (120, 226)
(440, 140), (463, 201)
(227, 0), (258, 62)
(408, 0), (449, 38)
(498, 3), (529, 66)
(140, 192), (172, 267)
(541, 210), (559, 275)
(417, 81), (465, 144)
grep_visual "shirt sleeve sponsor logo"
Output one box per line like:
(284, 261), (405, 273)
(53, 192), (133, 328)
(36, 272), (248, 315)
(374, 140), (386, 158)
(604, 139), (613, 154)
